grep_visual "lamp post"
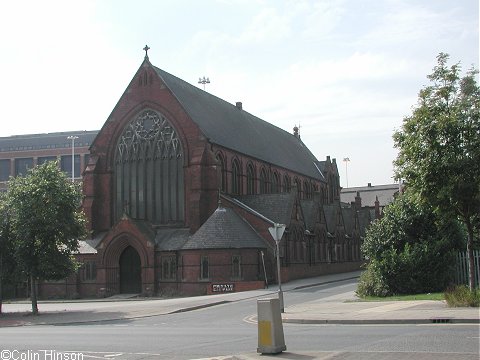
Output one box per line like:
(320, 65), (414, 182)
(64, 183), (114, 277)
(198, 76), (210, 90)
(343, 157), (350, 188)
(67, 135), (78, 182)
(268, 223), (286, 312)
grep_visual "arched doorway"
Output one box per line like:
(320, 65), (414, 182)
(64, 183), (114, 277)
(119, 246), (142, 294)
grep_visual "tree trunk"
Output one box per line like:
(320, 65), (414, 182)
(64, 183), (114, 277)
(466, 221), (476, 291)
(30, 273), (38, 315)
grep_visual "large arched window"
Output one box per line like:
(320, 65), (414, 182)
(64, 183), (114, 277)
(232, 159), (241, 194)
(216, 152), (227, 192)
(246, 163), (255, 195)
(259, 167), (268, 194)
(272, 171), (280, 193)
(114, 109), (184, 224)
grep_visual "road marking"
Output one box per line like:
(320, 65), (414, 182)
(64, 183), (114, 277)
(243, 314), (258, 324)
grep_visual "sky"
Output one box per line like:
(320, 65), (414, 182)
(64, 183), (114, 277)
(0, 0), (478, 187)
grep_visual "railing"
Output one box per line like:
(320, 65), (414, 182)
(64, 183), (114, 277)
(455, 250), (480, 287)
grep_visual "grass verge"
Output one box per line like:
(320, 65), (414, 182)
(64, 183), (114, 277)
(355, 293), (445, 302)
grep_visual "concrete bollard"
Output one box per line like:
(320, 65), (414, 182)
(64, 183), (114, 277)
(257, 298), (286, 354)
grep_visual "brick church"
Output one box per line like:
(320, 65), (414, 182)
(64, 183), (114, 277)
(40, 49), (368, 298)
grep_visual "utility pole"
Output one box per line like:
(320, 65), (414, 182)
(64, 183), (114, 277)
(343, 157), (350, 188)
(67, 135), (78, 182)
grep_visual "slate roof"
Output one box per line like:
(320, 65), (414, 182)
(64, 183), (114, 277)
(323, 204), (339, 233)
(129, 218), (156, 244)
(182, 206), (268, 250)
(156, 228), (190, 251)
(235, 192), (295, 226)
(300, 200), (316, 231)
(341, 184), (399, 207)
(0, 130), (98, 153)
(341, 208), (354, 235)
(153, 65), (323, 180)
(358, 209), (372, 236)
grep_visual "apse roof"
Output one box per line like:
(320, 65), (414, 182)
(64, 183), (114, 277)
(153, 65), (324, 180)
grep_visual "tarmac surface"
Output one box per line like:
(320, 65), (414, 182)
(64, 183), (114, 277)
(1, 272), (479, 360)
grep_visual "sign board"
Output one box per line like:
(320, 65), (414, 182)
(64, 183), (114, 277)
(268, 224), (286, 242)
(212, 284), (234, 292)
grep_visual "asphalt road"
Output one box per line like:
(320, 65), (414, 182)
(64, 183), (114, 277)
(1, 279), (478, 359)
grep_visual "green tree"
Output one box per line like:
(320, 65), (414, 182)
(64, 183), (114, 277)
(0, 193), (15, 314)
(357, 194), (463, 297)
(7, 161), (87, 314)
(393, 53), (480, 290)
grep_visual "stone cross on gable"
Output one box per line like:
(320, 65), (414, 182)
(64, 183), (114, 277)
(143, 45), (150, 59)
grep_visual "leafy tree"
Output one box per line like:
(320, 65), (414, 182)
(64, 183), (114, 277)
(357, 194), (463, 297)
(393, 53), (480, 290)
(6, 161), (87, 314)
(0, 193), (16, 314)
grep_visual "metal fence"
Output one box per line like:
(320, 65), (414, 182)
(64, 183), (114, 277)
(455, 250), (480, 287)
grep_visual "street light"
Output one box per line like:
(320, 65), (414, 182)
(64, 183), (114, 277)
(343, 157), (350, 188)
(198, 76), (210, 90)
(67, 135), (78, 182)
(268, 223), (286, 312)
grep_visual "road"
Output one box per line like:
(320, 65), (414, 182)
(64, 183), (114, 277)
(1, 279), (478, 359)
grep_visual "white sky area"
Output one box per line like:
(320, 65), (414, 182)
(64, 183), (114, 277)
(0, 0), (478, 187)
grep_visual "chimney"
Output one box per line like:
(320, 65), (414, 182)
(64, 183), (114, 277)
(293, 125), (300, 139)
(236, 102), (242, 110)
(368, 183), (372, 187)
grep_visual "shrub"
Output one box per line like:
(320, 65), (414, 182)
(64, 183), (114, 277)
(356, 266), (390, 298)
(357, 193), (464, 297)
(444, 285), (480, 307)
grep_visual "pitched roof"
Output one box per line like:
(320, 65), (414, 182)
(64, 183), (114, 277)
(235, 192), (295, 226)
(341, 207), (354, 235)
(153, 65), (323, 180)
(357, 209), (372, 236)
(182, 206), (268, 250)
(323, 204), (342, 233)
(300, 200), (316, 231)
(156, 228), (190, 251)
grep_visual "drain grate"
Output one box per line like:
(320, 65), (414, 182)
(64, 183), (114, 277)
(430, 318), (452, 324)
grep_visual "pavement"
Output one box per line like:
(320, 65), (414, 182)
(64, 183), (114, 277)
(1, 270), (478, 328)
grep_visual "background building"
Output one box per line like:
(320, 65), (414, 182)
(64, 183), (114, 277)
(341, 183), (401, 219)
(0, 131), (97, 192)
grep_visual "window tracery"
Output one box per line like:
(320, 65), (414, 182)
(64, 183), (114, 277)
(114, 110), (184, 224)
